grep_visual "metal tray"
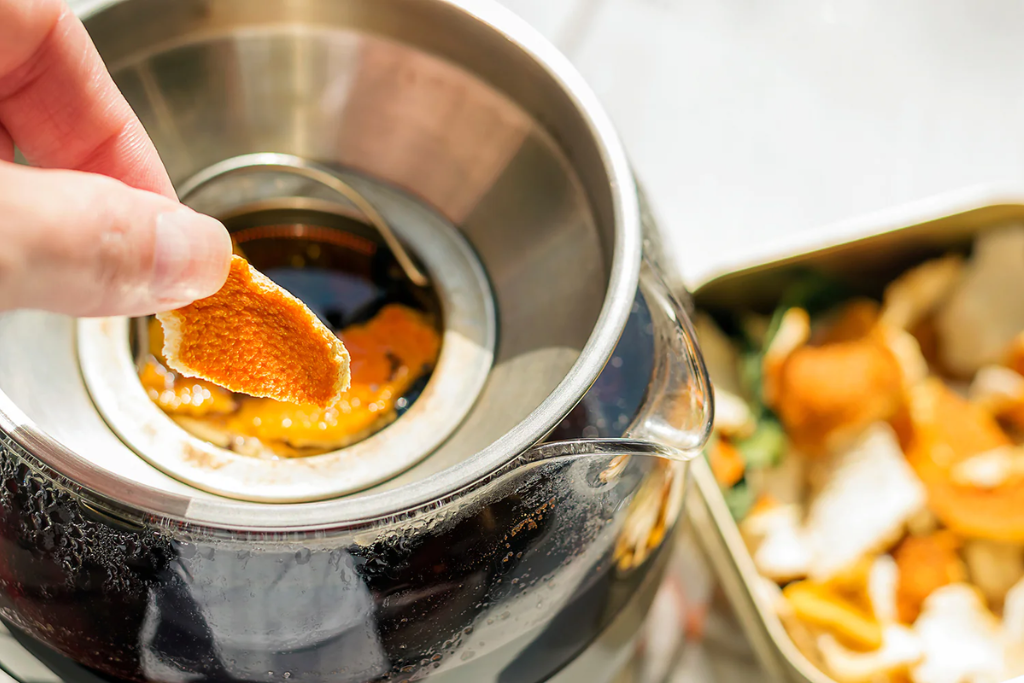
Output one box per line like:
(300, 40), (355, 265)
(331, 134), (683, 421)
(684, 186), (1024, 683)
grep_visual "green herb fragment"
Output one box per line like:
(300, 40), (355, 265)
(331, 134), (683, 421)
(777, 269), (855, 319)
(736, 416), (786, 470)
(737, 269), (854, 412)
(724, 479), (755, 520)
(739, 348), (766, 412)
(710, 268), (851, 522)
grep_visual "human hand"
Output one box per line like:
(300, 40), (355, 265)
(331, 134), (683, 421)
(0, 0), (231, 317)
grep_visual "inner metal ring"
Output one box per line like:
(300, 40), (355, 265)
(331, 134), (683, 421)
(77, 170), (496, 503)
(179, 153), (429, 287)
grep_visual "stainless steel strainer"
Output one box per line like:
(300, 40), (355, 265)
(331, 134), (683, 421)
(77, 155), (496, 503)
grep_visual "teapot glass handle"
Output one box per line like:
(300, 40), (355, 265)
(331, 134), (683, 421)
(524, 256), (713, 465)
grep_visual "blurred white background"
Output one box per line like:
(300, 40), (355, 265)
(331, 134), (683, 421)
(498, 0), (1024, 285)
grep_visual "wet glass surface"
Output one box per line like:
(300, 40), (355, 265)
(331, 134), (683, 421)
(0, 290), (674, 683)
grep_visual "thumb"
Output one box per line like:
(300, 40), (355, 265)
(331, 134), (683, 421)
(0, 162), (231, 317)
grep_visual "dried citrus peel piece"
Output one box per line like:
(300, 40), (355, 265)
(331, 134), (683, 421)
(817, 625), (922, 683)
(879, 255), (964, 332)
(139, 360), (237, 417)
(962, 539), (1024, 608)
(902, 380), (1024, 542)
(892, 531), (966, 624)
(935, 225), (1024, 377)
(910, 584), (1005, 683)
(742, 503), (811, 583)
(782, 580), (883, 651)
(763, 304), (904, 457)
(157, 255), (350, 408)
(970, 365), (1024, 433)
(708, 438), (746, 487)
(138, 318), (237, 417)
(802, 423), (926, 581)
(220, 305), (439, 450)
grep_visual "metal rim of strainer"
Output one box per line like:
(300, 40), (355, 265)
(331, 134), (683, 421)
(180, 154), (431, 287)
(76, 155), (496, 503)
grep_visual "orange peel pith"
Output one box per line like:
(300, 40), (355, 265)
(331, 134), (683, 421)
(157, 255), (350, 408)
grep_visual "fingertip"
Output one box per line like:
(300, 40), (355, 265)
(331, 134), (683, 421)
(150, 208), (231, 310)
(0, 164), (224, 317)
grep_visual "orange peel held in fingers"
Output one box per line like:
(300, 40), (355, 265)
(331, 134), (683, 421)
(157, 255), (351, 408)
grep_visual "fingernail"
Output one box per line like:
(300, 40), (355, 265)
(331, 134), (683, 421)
(152, 209), (231, 306)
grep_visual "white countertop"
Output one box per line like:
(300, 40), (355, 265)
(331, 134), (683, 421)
(500, 0), (1024, 286)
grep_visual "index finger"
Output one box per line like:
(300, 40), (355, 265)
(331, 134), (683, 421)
(0, 0), (174, 198)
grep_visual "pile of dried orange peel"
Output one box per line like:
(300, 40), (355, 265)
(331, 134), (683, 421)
(698, 225), (1024, 683)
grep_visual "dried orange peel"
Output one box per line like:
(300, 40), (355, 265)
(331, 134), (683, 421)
(157, 255), (350, 408)
(892, 531), (966, 624)
(773, 339), (903, 456)
(139, 318), (237, 417)
(782, 580), (883, 651)
(901, 379), (1024, 542)
(218, 305), (440, 450)
(708, 438), (746, 487)
(814, 299), (881, 345)
(911, 584), (1005, 683)
(763, 304), (904, 457)
(139, 360), (237, 418)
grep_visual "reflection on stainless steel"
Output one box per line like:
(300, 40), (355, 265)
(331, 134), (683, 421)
(332, 39), (533, 225)
(0, 0), (714, 681)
